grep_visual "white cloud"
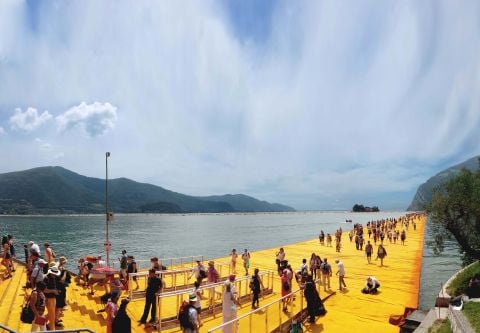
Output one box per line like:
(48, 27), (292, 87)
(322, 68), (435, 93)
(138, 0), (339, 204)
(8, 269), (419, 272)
(9, 107), (52, 131)
(0, 127), (5, 134)
(56, 102), (117, 137)
(0, 2), (480, 209)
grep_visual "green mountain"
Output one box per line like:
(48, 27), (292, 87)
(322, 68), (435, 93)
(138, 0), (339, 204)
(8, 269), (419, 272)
(0, 166), (295, 214)
(407, 156), (480, 211)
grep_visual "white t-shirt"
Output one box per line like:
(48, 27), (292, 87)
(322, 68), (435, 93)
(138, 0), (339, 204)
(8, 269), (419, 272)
(337, 262), (345, 276)
(31, 266), (45, 283)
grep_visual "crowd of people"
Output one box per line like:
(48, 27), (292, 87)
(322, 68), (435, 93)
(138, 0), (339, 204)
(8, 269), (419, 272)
(2, 213), (425, 333)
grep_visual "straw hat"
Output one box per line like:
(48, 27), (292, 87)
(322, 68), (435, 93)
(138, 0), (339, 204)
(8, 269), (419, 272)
(208, 261), (214, 266)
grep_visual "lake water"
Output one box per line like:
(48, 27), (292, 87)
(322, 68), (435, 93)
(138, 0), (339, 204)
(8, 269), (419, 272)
(0, 211), (462, 310)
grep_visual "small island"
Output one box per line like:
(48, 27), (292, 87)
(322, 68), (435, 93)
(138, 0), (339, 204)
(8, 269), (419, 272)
(352, 204), (380, 212)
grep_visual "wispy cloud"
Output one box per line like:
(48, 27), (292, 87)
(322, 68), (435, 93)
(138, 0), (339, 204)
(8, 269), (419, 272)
(0, 127), (5, 135)
(0, 1), (479, 209)
(9, 107), (52, 131)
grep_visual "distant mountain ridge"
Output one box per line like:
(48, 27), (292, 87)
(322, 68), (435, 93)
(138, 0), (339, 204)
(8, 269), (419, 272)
(0, 166), (295, 214)
(407, 155), (480, 211)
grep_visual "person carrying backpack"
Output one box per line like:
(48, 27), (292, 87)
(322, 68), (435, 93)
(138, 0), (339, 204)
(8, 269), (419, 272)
(320, 258), (332, 292)
(250, 268), (264, 309)
(178, 294), (199, 333)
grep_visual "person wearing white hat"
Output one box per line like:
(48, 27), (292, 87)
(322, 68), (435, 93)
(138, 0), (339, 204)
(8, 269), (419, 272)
(222, 280), (240, 333)
(30, 259), (47, 288)
(44, 263), (60, 330)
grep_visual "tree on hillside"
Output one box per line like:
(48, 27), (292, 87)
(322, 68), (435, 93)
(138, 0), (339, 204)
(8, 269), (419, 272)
(425, 163), (480, 261)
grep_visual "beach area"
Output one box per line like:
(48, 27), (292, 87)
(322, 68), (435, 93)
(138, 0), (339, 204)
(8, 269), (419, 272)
(1, 213), (426, 333)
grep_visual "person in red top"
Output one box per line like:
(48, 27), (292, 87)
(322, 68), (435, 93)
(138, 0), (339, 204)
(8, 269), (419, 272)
(281, 270), (290, 311)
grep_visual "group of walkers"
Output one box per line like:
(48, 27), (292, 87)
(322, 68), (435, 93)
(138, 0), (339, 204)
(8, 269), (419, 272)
(3, 213), (422, 333)
(22, 240), (71, 331)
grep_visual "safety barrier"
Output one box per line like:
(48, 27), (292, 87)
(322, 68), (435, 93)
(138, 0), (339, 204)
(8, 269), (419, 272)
(156, 270), (277, 332)
(127, 262), (232, 300)
(0, 324), (96, 333)
(112, 255), (205, 270)
(207, 279), (323, 333)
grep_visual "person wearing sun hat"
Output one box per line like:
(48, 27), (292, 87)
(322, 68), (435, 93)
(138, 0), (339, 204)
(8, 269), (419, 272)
(206, 261), (219, 284)
(222, 280), (240, 333)
(44, 263), (60, 330)
(30, 258), (47, 288)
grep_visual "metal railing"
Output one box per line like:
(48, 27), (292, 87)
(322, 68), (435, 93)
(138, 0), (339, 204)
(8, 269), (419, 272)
(126, 261), (232, 299)
(207, 279), (323, 333)
(156, 270), (276, 332)
(0, 324), (96, 333)
(112, 255), (205, 270)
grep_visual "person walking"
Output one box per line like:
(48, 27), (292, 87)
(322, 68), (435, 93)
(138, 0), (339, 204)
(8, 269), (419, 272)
(44, 264), (60, 330)
(118, 250), (128, 280)
(139, 269), (162, 324)
(126, 256), (139, 290)
(276, 248), (286, 275)
(250, 268), (264, 309)
(281, 270), (290, 311)
(365, 241), (373, 264)
(320, 258), (332, 292)
(105, 295), (119, 333)
(222, 280), (240, 333)
(189, 260), (206, 285)
(335, 259), (347, 291)
(30, 281), (47, 332)
(112, 299), (131, 333)
(241, 249), (250, 276)
(304, 275), (322, 323)
(377, 244), (387, 267)
(230, 249), (238, 274)
(180, 294), (199, 333)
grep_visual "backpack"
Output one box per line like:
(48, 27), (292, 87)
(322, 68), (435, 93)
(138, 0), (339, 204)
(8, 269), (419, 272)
(321, 263), (330, 274)
(283, 280), (290, 292)
(301, 265), (308, 276)
(199, 268), (207, 279)
(178, 301), (194, 329)
(250, 275), (260, 292)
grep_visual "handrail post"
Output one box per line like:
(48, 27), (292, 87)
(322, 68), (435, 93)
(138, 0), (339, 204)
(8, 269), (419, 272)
(157, 294), (161, 333)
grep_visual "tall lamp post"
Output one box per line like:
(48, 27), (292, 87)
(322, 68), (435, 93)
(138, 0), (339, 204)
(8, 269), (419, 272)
(105, 152), (111, 267)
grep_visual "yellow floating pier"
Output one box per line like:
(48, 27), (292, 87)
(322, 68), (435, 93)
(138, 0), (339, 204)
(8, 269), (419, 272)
(1, 214), (425, 333)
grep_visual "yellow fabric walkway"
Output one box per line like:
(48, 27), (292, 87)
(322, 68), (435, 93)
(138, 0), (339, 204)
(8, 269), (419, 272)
(1, 214), (425, 333)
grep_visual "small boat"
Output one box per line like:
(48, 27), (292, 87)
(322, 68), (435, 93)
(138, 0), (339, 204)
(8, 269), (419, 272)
(345, 219), (352, 223)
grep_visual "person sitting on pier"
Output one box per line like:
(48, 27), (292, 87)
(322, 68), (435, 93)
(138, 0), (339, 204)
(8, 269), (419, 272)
(467, 273), (480, 298)
(362, 276), (380, 294)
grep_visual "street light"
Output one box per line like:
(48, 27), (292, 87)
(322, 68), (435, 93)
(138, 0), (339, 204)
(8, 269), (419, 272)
(105, 152), (111, 267)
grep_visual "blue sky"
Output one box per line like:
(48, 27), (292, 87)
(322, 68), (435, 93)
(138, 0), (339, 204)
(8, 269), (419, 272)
(1, 1), (480, 210)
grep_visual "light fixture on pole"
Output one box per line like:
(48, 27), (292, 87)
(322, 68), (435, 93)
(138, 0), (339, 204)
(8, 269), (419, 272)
(105, 152), (112, 267)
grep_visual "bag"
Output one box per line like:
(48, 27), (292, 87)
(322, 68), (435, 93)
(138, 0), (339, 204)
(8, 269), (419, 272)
(178, 301), (194, 329)
(321, 263), (330, 274)
(21, 293), (34, 324)
(283, 280), (290, 292)
(199, 268), (207, 279)
(290, 321), (303, 333)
